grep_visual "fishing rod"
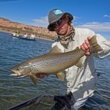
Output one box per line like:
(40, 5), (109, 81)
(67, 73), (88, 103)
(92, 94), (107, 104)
(6, 93), (73, 110)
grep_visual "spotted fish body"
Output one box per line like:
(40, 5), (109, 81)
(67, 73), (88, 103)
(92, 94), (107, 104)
(10, 35), (103, 85)
(26, 48), (84, 74)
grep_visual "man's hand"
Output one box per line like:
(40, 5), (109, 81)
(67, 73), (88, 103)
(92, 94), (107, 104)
(80, 37), (91, 56)
(36, 73), (47, 79)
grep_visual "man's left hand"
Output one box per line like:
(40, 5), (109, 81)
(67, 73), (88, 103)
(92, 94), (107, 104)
(80, 36), (91, 56)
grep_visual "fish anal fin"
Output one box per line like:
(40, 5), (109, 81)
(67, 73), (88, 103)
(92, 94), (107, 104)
(30, 75), (38, 85)
(75, 58), (82, 68)
(56, 72), (64, 81)
(48, 45), (62, 54)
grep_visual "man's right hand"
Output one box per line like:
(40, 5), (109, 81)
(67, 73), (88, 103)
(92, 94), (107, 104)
(36, 73), (47, 79)
(80, 36), (91, 56)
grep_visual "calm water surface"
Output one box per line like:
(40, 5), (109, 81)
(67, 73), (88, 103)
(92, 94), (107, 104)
(0, 32), (110, 110)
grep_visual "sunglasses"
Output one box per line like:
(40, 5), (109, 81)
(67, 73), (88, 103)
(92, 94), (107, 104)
(51, 18), (63, 29)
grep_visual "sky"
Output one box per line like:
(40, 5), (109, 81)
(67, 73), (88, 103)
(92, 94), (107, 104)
(0, 0), (110, 40)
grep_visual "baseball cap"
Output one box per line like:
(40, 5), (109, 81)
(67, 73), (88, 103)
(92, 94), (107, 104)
(47, 8), (73, 31)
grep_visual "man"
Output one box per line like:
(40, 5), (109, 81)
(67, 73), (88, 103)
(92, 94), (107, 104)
(30, 33), (35, 39)
(23, 33), (28, 38)
(15, 30), (20, 37)
(37, 8), (110, 110)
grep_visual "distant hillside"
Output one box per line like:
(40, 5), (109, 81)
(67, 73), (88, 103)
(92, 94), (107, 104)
(0, 17), (57, 40)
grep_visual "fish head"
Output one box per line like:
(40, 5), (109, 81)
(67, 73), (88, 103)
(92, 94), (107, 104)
(10, 63), (31, 78)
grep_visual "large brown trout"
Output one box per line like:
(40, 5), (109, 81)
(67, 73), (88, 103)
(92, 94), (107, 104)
(10, 35), (103, 85)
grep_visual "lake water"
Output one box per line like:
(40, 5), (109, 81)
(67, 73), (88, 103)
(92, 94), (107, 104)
(0, 32), (110, 110)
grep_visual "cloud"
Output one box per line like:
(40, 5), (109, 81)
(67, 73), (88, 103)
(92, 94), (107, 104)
(30, 16), (49, 28)
(30, 15), (81, 28)
(30, 16), (110, 32)
(76, 22), (110, 32)
(104, 15), (110, 17)
(74, 16), (81, 20)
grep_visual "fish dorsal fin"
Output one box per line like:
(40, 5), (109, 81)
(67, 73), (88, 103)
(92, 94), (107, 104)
(48, 45), (62, 54)
(30, 75), (38, 85)
(75, 58), (82, 68)
(56, 72), (64, 81)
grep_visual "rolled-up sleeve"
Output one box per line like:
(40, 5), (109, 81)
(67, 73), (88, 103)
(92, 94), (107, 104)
(93, 34), (110, 59)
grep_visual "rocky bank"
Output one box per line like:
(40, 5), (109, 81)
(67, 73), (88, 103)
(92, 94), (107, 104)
(0, 17), (57, 41)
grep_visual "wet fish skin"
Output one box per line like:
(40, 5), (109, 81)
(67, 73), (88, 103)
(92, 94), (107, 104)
(10, 35), (103, 85)
(10, 48), (85, 81)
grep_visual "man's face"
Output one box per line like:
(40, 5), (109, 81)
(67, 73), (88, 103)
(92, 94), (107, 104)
(51, 17), (70, 35)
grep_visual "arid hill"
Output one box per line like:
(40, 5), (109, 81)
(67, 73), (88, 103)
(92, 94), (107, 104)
(0, 17), (57, 40)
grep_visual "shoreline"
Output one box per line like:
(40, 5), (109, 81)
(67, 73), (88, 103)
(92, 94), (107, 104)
(0, 29), (56, 41)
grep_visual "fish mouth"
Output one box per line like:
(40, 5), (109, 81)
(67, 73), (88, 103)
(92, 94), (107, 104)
(10, 70), (27, 78)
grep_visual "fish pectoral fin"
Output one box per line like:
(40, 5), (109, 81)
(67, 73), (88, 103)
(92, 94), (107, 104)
(56, 72), (64, 81)
(75, 58), (82, 68)
(30, 75), (38, 85)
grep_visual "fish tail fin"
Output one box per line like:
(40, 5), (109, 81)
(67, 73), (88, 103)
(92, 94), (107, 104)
(89, 35), (103, 53)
